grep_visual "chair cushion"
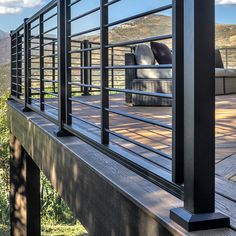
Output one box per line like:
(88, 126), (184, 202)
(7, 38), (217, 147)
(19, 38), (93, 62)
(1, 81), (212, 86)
(151, 42), (172, 64)
(225, 69), (236, 77)
(215, 49), (224, 68)
(215, 68), (236, 77)
(135, 44), (155, 65)
(215, 68), (226, 77)
(137, 68), (172, 79)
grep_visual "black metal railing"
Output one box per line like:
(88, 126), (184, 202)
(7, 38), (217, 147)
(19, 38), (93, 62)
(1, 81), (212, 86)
(220, 48), (236, 68)
(10, 0), (228, 231)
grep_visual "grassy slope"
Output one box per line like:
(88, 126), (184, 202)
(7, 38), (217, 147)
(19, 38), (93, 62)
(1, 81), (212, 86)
(0, 64), (10, 96)
(0, 223), (87, 236)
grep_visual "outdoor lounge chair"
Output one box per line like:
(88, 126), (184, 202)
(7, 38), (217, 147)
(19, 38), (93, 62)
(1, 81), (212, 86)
(125, 44), (236, 106)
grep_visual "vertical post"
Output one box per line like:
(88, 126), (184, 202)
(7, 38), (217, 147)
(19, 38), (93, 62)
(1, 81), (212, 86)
(16, 32), (19, 98)
(82, 40), (91, 96)
(65, 0), (72, 126)
(39, 14), (45, 111)
(170, 0), (230, 231)
(28, 23), (32, 105)
(226, 48), (228, 69)
(80, 41), (84, 93)
(23, 18), (32, 112)
(10, 31), (15, 97)
(17, 33), (22, 98)
(10, 135), (40, 236)
(52, 40), (56, 93)
(172, 0), (184, 184)
(111, 47), (114, 88)
(57, 0), (71, 136)
(100, 0), (109, 144)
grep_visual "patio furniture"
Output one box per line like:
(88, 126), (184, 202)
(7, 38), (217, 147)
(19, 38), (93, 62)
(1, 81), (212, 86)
(125, 45), (236, 106)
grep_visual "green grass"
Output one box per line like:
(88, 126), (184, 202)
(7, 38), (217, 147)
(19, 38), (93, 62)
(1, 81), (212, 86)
(0, 223), (87, 236)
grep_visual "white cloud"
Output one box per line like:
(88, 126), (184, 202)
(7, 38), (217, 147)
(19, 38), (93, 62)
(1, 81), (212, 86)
(0, 0), (44, 14)
(216, 0), (236, 4)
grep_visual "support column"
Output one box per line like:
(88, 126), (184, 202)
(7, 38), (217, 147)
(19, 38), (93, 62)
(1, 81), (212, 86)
(10, 134), (40, 236)
(170, 0), (230, 231)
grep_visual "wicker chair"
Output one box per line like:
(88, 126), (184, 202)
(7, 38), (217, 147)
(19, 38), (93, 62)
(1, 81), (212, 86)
(125, 53), (236, 106)
(125, 53), (172, 106)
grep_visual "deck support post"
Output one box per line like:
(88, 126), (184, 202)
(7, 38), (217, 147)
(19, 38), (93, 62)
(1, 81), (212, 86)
(10, 134), (40, 236)
(170, 0), (230, 231)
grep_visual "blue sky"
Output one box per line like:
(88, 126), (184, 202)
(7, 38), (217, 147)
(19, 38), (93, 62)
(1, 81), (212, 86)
(0, 0), (235, 32)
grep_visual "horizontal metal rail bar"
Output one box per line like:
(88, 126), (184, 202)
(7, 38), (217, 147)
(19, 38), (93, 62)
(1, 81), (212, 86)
(106, 4), (172, 28)
(69, 26), (100, 38)
(43, 12), (57, 23)
(68, 82), (101, 89)
(69, 97), (101, 109)
(43, 79), (58, 83)
(107, 108), (172, 130)
(42, 91), (58, 97)
(69, 6), (100, 23)
(106, 64), (172, 69)
(69, 46), (101, 53)
(42, 26), (57, 35)
(104, 0), (121, 7)
(69, 113), (101, 129)
(29, 23), (40, 31)
(68, 0), (82, 8)
(106, 87), (172, 99)
(107, 129), (171, 160)
(42, 102), (59, 110)
(69, 66), (100, 70)
(106, 34), (172, 48)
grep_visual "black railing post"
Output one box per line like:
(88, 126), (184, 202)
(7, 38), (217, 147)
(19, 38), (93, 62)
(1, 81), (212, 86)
(65, 0), (72, 126)
(82, 40), (91, 96)
(111, 47), (114, 88)
(52, 40), (56, 93)
(10, 31), (15, 98)
(170, 0), (230, 231)
(39, 14), (45, 111)
(16, 31), (20, 98)
(100, 0), (109, 144)
(172, 0), (184, 184)
(17, 33), (22, 98)
(23, 18), (32, 112)
(56, 0), (71, 136)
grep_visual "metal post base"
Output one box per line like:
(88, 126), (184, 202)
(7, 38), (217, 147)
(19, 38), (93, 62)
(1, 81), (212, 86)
(170, 208), (230, 232)
(22, 107), (33, 112)
(55, 129), (73, 137)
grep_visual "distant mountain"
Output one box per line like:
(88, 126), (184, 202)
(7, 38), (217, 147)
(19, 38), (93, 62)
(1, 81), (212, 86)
(0, 15), (235, 66)
(0, 30), (9, 40)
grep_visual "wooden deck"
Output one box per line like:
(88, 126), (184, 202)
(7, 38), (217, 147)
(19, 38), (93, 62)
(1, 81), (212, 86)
(35, 93), (236, 228)
(8, 99), (236, 234)
(43, 94), (236, 176)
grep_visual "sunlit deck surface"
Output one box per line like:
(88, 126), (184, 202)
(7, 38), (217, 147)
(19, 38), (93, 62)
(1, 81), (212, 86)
(40, 93), (236, 179)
